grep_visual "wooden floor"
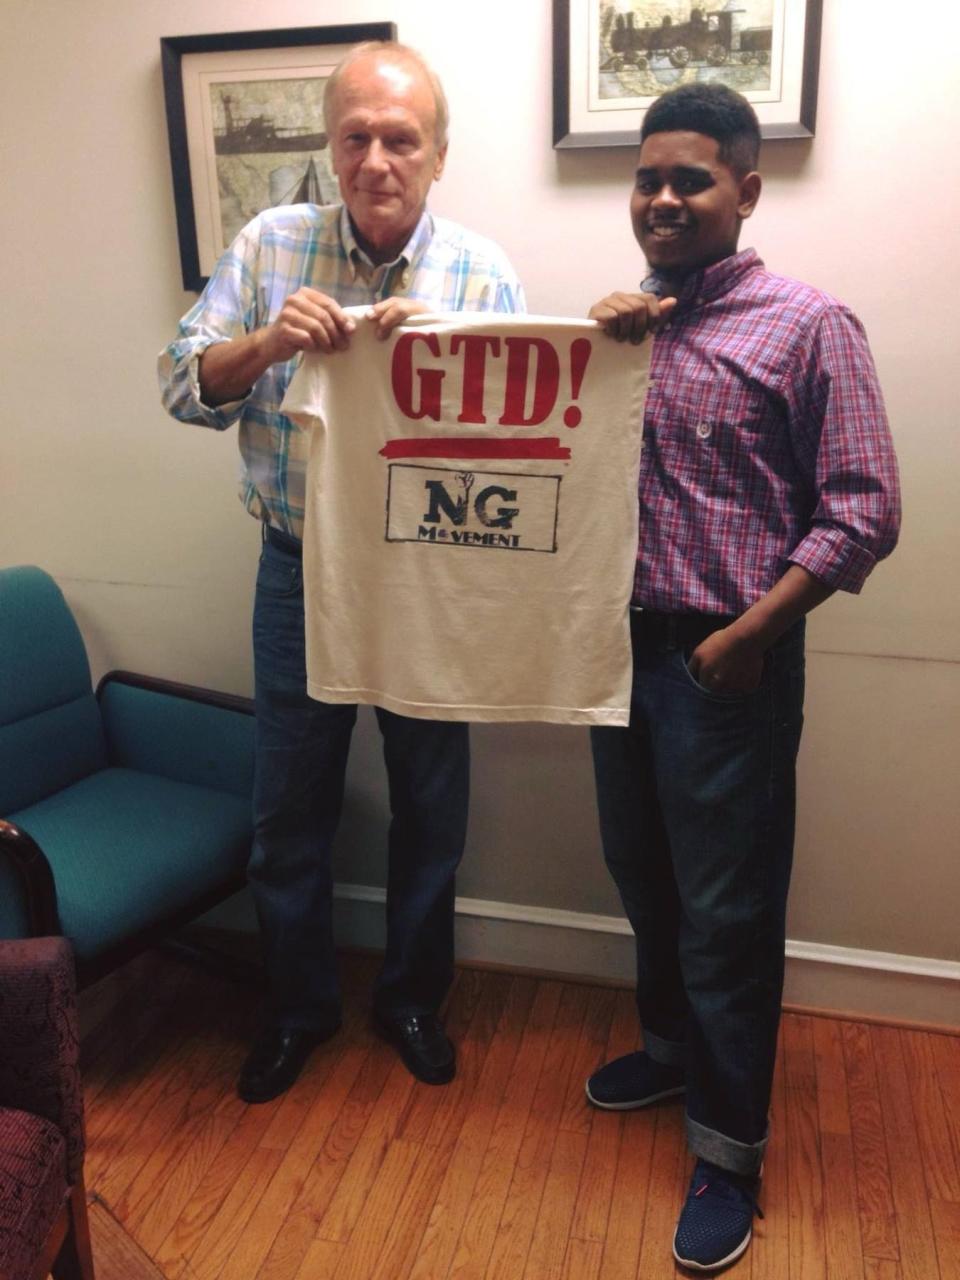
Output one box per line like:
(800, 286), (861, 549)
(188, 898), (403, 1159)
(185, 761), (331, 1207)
(78, 950), (960, 1280)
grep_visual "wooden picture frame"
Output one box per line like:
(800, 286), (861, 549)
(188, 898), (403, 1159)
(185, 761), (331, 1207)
(553, 1), (823, 149)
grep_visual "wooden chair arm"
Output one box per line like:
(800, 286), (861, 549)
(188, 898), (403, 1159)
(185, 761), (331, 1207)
(0, 819), (61, 936)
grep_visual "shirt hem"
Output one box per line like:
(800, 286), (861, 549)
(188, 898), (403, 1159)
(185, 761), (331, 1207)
(306, 682), (629, 727)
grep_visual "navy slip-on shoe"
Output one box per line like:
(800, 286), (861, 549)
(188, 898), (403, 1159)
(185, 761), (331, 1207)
(586, 1049), (685, 1110)
(673, 1159), (763, 1272)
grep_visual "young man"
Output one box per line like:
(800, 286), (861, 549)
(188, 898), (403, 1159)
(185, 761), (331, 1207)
(159, 43), (523, 1103)
(585, 84), (899, 1271)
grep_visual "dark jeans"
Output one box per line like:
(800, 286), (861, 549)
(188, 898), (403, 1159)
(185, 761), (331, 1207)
(590, 612), (805, 1176)
(248, 536), (469, 1028)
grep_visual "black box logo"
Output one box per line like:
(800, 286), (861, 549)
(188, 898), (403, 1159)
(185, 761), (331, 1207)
(385, 464), (560, 553)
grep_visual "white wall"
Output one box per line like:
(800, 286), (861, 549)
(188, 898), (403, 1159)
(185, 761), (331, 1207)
(3, 1), (958, 1018)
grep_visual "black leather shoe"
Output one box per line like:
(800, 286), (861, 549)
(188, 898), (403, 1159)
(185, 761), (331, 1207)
(374, 1011), (456, 1085)
(237, 1021), (340, 1103)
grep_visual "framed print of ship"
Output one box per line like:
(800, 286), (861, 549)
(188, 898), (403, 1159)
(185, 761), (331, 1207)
(553, 1), (822, 149)
(161, 23), (396, 291)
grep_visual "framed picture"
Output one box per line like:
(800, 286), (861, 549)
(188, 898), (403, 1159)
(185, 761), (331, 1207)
(553, 0), (823, 149)
(161, 23), (397, 291)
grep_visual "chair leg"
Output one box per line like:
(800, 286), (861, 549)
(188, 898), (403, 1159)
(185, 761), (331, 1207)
(51, 1177), (95, 1280)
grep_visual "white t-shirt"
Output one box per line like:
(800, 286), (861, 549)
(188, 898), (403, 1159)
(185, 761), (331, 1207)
(281, 312), (650, 725)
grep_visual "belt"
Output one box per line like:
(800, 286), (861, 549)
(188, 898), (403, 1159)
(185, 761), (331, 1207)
(629, 609), (736, 650)
(264, 524), (303, 558)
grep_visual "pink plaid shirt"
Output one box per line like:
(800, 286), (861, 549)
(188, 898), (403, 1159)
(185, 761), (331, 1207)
(634, 249), (900, 614)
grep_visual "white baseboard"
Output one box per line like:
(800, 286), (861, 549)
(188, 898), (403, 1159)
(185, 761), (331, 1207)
(331, 883), (960, 1029)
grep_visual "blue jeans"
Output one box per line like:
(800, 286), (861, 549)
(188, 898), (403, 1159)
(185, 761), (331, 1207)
(590, 612), (805, 1176)
(247, 536), (469, 1028)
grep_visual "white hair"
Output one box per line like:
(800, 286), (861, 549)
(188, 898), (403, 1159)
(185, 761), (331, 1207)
(323, 41), (450, 149)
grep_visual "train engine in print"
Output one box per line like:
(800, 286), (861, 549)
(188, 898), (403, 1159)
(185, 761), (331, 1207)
(606, 6), (773, 72)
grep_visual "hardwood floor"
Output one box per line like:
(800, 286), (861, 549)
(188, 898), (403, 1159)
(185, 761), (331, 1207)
(78, 950), (960, 1280)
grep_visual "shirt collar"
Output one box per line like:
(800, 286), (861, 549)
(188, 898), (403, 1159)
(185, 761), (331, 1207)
(338, 205), (434, 285)
(642, 247), (764, 310)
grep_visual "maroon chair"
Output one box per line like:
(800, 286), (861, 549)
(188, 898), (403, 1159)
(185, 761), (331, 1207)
(0, 937), (94, 1280)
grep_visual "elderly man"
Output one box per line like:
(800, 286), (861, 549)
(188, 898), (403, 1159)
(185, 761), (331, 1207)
(159, 42), (524, 1101)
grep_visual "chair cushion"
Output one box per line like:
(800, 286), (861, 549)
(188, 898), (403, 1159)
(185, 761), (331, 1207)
(0, 1107), (67, 1279)
(0, 566), (107, 814)
(0, 568), (92, 726)
(7, 768), (252, 961)
(100, 680), (254, 800)
(0, 694), (106, 815)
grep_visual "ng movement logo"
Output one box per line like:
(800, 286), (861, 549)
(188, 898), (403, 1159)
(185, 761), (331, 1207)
(385, 464), (561, 553)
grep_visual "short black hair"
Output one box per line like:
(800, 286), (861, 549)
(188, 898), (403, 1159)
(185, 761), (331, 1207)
(640, 83), (761, 176)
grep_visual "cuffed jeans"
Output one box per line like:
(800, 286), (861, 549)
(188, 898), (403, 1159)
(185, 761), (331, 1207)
(248, 536), (469, 1029)
(590, 612), (805, 1176)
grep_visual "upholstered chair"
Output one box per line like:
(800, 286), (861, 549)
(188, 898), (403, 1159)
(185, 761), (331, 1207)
(0, 935), (94, 1280)
(0, 565), (255, 987)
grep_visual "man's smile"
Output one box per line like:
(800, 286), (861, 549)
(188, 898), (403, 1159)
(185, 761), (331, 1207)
(647, 223), (690, 239)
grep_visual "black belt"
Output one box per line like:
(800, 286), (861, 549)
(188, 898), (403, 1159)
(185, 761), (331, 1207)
(264, 524), (303, 558)
(629, 609), (735, 650)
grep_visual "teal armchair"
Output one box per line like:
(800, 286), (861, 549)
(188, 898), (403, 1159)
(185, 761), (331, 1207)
(0, 566), (255, 986)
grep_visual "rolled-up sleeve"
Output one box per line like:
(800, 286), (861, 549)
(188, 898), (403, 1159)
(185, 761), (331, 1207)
(786, 306), (901, 593)
(157, 225), (260, 429)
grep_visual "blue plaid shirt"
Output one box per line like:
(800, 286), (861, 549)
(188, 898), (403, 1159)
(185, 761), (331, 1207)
(158, 203), (526, 537)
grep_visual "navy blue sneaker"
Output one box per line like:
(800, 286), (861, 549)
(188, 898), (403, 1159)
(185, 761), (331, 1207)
(585, 1050), (685, 1110)
(673, 1159), (763, 1272)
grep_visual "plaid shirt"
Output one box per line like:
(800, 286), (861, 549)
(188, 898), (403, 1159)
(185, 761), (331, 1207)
(158, 204), (525, 538)
(635, 249), (900, 614)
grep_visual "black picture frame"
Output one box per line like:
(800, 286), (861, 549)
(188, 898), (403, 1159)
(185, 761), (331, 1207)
(553, 1), (823, 150)
(160, 23), (397, 291)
